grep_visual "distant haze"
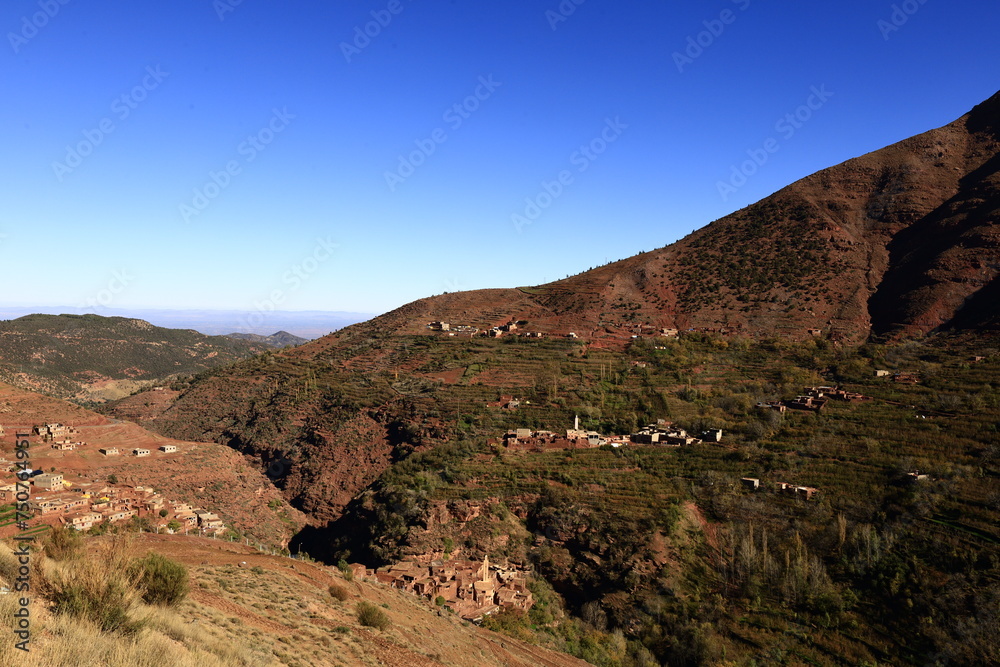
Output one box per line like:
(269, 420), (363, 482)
(0, 307), (376, 340)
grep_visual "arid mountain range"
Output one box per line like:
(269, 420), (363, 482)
(9, 92), (1000, 667)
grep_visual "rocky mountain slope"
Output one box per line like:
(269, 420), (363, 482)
(0, 314), (271, 402)
(374, 90), (1000, 343)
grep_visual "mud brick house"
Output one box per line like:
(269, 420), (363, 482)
(32, 473), (64, 491)
(158, 445), (178, 453)
(786, 395), (828, 412)
(777, 482), (820, 500)
(28, 497), (66, 515)
(32, 423), (77, 442)
(63, 512), (102, 531)
(631, 423), (701, 446)
(99, 447), (120, 456)
(132, 448), (151, 457)
(702, 429), (724, 442)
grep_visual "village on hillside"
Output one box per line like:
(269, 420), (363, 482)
(348, 555), (534, 623)
(0, 422), (227, 537)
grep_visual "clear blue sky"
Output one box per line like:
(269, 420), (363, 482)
(1, 0), (997, 316)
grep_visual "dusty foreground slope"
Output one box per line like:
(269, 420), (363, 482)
(0, 534), (589, 667)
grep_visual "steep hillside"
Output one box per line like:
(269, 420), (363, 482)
(361, 90), (1000, 343)
(0, 314), (270, 402)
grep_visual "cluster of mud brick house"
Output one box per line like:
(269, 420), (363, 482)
(348, 556), (533, 623)
(0, 424), (225, 535)
(740, 477), (820, 501)
(757, 386), (874, 414)
(0, 475), (226, 535)
(500, 417), (722, 452)
(31, 423), (88, 451)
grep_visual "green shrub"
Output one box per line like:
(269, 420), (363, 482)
(131, 552), (189, 606)
(43, 524), (83, 561)
(49, 536), (143, 635)
(356, 601), (390, 630)
(337, 558), (354, 581)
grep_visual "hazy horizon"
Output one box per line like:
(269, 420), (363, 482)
(0, 306), (377, 339)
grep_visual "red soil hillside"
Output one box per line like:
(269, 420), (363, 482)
(367, 91), (1000, 343)
(0, 382), (305, 546)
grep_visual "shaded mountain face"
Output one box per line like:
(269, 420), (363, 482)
(130, 92), (1000, 525)
(0, 313), (271, 402)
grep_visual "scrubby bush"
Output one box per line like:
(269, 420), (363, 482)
(329, 584), (349, 601)
(131, 552), (189, 606)
(43, 524), (83, 561)
(356, 601), (390, 630)
(49, 537), (143, 634)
